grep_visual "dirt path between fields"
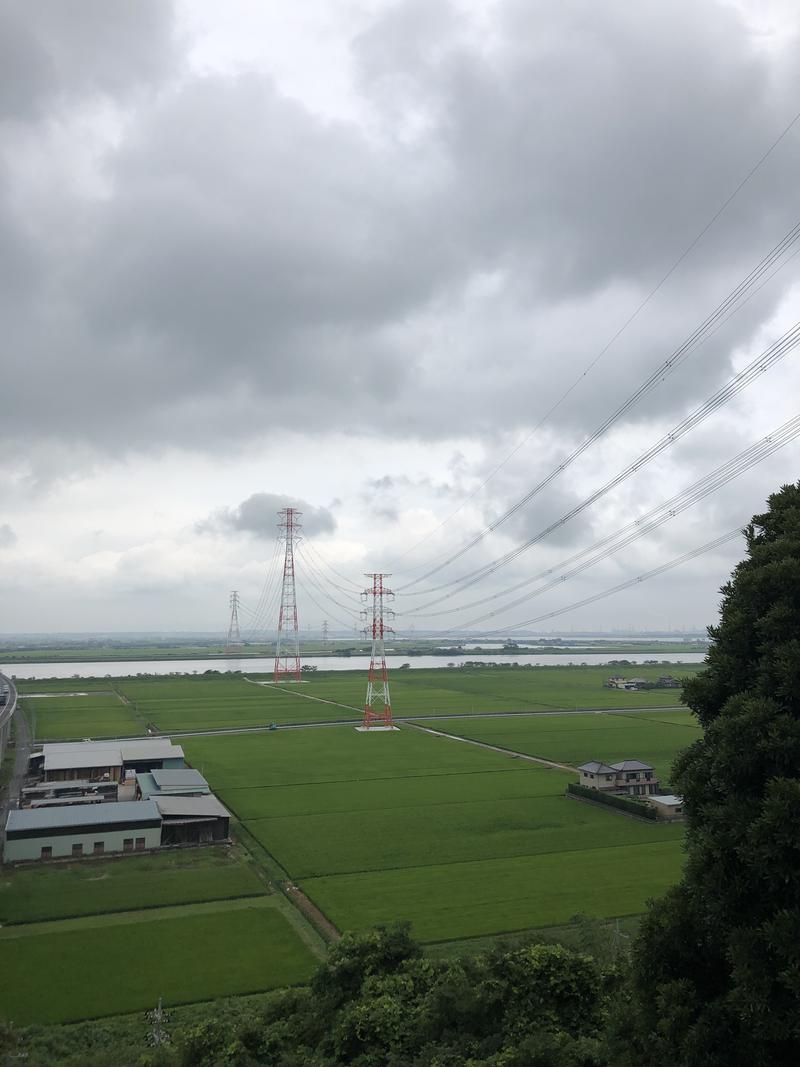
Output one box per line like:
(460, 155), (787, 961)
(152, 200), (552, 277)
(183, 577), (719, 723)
(283, 882), (341, 941)
(406, 721), (577, 773)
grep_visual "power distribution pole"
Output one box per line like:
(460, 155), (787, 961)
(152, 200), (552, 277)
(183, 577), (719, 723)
(360, 573), (395, 729)
(274, 508), (302, 682)
(225, 590), (243, 653)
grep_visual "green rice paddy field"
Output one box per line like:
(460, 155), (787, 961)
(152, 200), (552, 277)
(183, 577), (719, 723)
(3, 666), (703, 1024)
(15, 663), (703, 739)
(0, 901), (316, 1025)
(183, 719), (690, 945)
(0, 848), (316, 1024)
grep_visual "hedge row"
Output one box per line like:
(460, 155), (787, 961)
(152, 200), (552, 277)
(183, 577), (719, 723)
(566, 781), (658, 819)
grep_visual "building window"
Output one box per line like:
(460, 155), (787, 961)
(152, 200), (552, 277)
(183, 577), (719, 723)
(135, 837), (146, 851)
(72, 843), (83, 857)
(93, 841), (104, 855)
(41, 846), (52, 860)
(123, 837), (133, 852)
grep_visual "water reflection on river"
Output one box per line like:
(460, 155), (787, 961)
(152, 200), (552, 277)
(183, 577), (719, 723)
(2, 651), (706, 679)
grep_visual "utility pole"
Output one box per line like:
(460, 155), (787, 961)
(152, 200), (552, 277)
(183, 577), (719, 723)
(225, 590), (243, 653)
(360, 573), (395, 730)
(321, 619), (329, 646)
(274, 508), (302, 682)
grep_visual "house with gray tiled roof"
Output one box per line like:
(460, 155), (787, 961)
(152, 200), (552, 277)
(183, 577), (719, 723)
(577, 758), (660, 796)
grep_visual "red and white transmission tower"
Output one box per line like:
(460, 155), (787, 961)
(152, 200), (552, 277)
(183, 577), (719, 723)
(360, 573), (395, 729)
(274, 508), (302, 682)
(225, 590), (243, 653)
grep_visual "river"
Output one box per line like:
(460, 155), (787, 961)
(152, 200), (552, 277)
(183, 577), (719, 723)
(0, 651), (707, 679)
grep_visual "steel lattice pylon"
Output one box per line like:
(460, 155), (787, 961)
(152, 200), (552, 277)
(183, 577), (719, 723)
(361, 573), (394, 728)
(225, 590), (243, 653)
(274, 508), (302, 682)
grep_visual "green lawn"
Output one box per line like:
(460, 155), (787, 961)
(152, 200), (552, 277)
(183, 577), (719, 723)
(0, 846), (267, 924)
(0, 901), (316, 1024)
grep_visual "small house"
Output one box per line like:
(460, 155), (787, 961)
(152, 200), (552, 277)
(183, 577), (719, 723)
(577, 759), (661, 796)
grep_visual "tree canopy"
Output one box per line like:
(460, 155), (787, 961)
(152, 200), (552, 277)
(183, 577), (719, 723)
(615, 482), (800, 1066)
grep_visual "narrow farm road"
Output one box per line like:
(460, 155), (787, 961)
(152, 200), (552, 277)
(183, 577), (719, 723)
(406, 721), (577, 773)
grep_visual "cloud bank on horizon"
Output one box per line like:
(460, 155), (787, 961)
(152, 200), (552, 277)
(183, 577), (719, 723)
(1, 0), (800, 633)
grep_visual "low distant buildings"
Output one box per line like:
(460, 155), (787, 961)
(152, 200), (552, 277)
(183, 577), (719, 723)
(577, 759), (661, 796)
(604, 675), (681, 691)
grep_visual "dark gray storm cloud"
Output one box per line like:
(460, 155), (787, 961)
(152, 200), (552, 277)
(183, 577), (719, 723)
(1, 0), (799, 469)
(198, 493), (336, 540)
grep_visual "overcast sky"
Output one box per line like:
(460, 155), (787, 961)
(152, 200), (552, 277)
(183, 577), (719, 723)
(2, 0), (800, 637)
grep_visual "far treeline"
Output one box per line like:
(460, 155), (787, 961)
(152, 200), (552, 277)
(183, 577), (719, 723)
(3, 484), (798, 1067)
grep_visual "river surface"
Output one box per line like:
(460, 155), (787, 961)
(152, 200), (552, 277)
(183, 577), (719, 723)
(1, 652), (706, 679)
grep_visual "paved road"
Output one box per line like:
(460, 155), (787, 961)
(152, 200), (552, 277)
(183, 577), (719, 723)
(109, 703), (685, 742)
(0, 673), (31, 855)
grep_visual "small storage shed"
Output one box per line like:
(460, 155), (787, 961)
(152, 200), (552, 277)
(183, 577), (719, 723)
(3, 801), (162, 862)
(647, 794), (685, 821)
(155, 795), (231, 845)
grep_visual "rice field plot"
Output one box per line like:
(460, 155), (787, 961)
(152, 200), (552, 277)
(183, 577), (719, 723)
(304, 838), (685, 943)
(117, 663), (702, 733)
(15, 678), (120, 694)
(20, 692), (143, 740)
(420, 710), (702, 787)
(0, 845), (267, 924)
(116, 675), (356, 732)
(386, 664), (703, 716)
(0, 900), (316, 1025)
(183, 726), (685, 944)
(245, 792), (683, 879)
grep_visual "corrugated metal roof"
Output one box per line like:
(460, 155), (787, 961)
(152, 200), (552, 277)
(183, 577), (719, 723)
(155, 795), (230, 819)
(39, 738), (184, 770)
(121, 740), (184, 761)
(650, 794), (683, 806)
(6, 800), (160, 833)
(44, 748), (122, 771)
(151, 769), (208, 789)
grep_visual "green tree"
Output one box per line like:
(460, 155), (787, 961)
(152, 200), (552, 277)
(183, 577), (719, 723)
(613, 483), (800, 1066)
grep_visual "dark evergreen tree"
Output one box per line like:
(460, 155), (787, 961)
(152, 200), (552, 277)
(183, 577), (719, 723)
(612, 483), (800, 1066)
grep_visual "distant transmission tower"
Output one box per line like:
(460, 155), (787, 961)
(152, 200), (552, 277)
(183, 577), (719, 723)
(274, 508), (302, 682)
(360, 573), (395, 730)
(321, 619), (329, 646)
(225, 590), (243, 653)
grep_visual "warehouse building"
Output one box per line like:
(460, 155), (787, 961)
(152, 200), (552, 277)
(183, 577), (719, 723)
(155, 795), (231, 845)
(4, 801), (162, 862)
(29, 738), (185, 782)
(136, 768), (211, 800)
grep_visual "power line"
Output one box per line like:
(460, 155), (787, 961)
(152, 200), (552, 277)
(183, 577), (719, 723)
(401, 317), (800, 602)
(389, 102), (800, 573)
(402, 412), (800, 626)
(475, 527), (744, 635)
